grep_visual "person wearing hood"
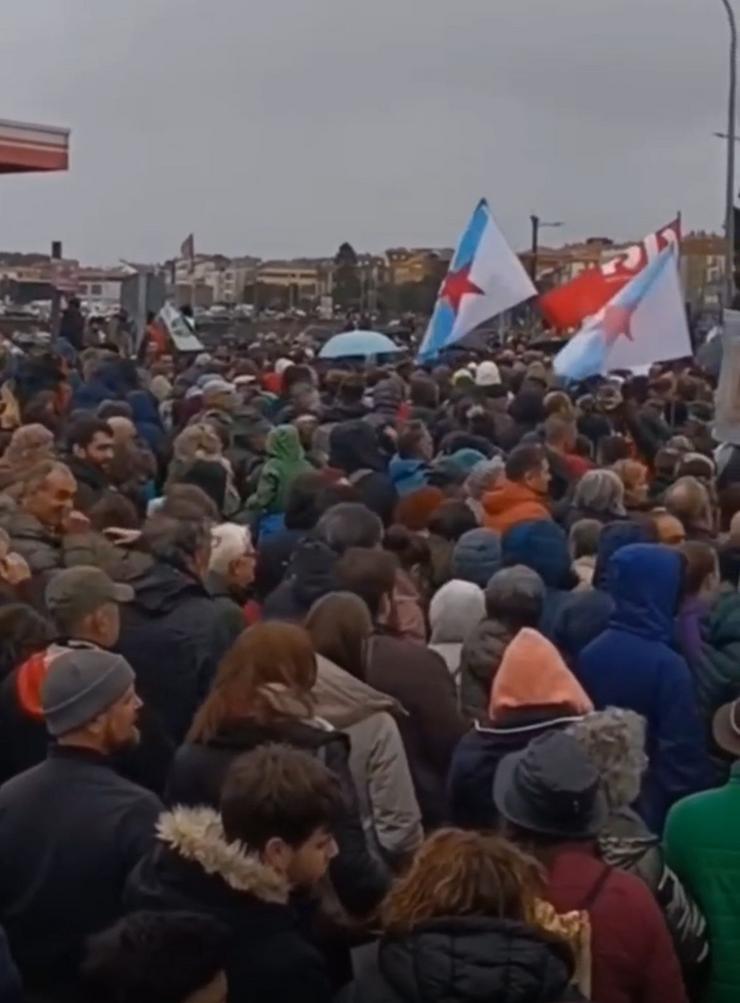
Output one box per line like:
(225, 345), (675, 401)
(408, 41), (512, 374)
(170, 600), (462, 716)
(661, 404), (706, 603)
(428, 579), (486, 680)
(71, 358), (137, 411)
(126, 389), (167, 458)
(449, 627), (593, 829)
(483, 444), (552, 534)
(254, 470), (327, 598)
(329, 420), (397, 525)
(305, 592), (422, 869)
(114, 515), (238, 742)
(349, 828), (588, 1003)
(164, 622), (388, 921)
(388, 421), (434, 497)
(246, 425), (313, 535)
(128, 744), (342, 1003)
(262, 502), (383, 622)
(459, 565), (545, 719)
(665, 698), (740, 1003)
(566, 709), (708, 985)
(497, 732), (688, 1003)
(577, 544), (710, 833)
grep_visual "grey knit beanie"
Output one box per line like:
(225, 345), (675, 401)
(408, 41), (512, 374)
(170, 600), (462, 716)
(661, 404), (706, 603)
(41, 649), (135, 737)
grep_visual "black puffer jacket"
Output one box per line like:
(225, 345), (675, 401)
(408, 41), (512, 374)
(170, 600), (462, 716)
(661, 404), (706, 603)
(126, 805), (332, 1003)
(349, 916), (584, 1003)
(166, 718), (388, 918)
(115, 562), (236, 741)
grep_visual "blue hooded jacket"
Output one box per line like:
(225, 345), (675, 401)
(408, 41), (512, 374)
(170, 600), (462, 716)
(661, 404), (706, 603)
(127, 390), (166, 454)
(71, 360), (138, 411)
(577, 543), (709, 833)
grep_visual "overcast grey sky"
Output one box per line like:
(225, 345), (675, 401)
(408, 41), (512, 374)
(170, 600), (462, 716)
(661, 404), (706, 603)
(0, 0), (733, 263)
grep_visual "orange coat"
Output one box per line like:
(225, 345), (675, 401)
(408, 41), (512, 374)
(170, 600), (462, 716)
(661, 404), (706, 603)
(483, 479), (551, 534)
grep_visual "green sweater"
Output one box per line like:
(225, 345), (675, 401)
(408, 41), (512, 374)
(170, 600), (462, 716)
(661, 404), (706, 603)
(664, 764), (740, 1003)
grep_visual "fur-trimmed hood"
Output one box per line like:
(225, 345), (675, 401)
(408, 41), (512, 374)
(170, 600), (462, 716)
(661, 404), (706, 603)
(157, 806), (289, 905)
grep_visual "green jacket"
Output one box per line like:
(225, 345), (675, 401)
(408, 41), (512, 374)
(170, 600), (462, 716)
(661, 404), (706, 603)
(246, 425), (311, 515)
(664, 764), (740, 1003)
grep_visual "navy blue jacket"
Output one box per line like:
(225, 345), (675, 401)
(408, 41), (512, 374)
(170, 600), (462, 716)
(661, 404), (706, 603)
(448, 709), (583, 830)
(577, 544), (709, 832)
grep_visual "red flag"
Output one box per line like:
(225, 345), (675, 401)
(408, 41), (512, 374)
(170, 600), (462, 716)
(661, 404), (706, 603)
(539, 218), (681, 330)
(179, 233), (195, 260)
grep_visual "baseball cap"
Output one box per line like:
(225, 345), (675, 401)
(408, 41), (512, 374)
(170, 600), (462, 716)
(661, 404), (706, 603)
(42, 648), (135, 736)
(45, 567), (133, 623)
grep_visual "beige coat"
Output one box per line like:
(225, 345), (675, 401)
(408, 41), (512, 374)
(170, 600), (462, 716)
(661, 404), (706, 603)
(312, 656), (423, 866)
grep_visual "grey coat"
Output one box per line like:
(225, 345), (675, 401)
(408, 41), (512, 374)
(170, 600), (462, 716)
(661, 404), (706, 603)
(459, 618), (513, 719)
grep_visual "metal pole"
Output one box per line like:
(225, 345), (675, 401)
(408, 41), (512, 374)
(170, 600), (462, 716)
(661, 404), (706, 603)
(721, 0), (737, 304)
(50, 240), (63, 338)
(529, 214), (539, 281)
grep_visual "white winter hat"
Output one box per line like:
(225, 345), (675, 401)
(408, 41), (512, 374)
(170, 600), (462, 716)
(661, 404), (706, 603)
(475, 361), (501, 387)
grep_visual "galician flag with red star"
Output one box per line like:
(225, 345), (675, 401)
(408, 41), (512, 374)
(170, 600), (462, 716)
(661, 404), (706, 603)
(416, 199), (537, 362)
(553, 244), (690, 381)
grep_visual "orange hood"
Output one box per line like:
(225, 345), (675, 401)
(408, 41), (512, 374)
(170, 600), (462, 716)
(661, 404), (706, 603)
(482, 479), (550, 533)
(489, 627), (593, 720)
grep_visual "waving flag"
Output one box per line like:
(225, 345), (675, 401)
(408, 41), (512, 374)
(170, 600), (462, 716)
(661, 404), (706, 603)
(416, 199), (536, 362)
(553, 245), (690, 381)
(540, 217), (681, 330)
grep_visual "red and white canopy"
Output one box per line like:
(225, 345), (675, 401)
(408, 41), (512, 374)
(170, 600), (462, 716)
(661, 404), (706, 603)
(0, 118), (69, 174)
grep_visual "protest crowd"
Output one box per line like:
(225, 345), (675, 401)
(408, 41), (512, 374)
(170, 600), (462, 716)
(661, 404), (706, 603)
(0, 301), (739, 1003)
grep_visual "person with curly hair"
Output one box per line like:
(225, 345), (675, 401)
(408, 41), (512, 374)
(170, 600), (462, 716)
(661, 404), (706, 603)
(349, 828), (589, 1002)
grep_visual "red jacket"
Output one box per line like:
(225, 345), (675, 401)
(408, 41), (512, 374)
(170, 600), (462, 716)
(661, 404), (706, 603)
(545, 844), (687, 1003)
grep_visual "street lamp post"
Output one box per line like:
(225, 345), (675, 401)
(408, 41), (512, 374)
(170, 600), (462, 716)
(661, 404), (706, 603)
(720, 0), (738, 304)
(529, 216), (564, 282)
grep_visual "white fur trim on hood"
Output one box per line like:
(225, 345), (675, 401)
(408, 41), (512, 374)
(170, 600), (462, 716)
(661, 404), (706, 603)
(157, 806), (289, 905)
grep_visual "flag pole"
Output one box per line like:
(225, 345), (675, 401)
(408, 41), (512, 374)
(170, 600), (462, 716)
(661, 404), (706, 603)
(720, 0), (737, 305)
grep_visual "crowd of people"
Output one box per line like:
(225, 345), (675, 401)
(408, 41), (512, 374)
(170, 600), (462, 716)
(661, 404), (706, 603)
(0, 320), (738, 1002)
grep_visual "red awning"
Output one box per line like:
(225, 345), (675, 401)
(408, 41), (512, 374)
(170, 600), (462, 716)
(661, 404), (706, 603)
(0, 118), (69, 174)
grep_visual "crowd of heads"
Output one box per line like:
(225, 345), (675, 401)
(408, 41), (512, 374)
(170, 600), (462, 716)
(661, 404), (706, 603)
(0, 319), (738, 1002)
